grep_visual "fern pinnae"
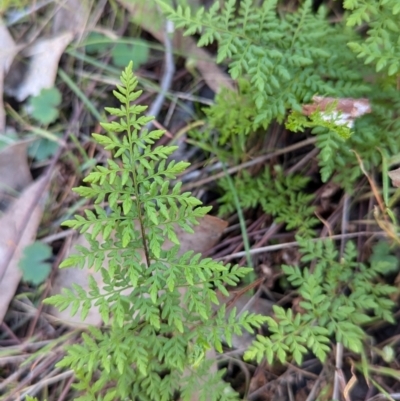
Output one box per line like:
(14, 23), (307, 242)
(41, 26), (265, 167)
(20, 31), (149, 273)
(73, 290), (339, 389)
(45, 62), (267, 401)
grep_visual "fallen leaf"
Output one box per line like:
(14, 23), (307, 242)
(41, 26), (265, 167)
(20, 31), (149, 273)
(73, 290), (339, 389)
(49, 232), (106, 327)
(302, 96), (371, 128)
(4, 0), (89, 104)
(0, 20), (20, 131)
(8, 32), (74, 101)
(0, 176), (48, 324)
(388, 167), (400, 188)
(165, 214), (228, 254)
(0, 140), (32, 212)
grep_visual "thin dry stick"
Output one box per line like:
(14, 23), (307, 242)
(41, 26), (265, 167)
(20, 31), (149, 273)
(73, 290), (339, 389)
(287, 147), (319, 174)
(0, 365), (27, 392)
(21, 370), (74, 400)
(332, 329), (344, 399)
(218, 231), (385, 260)
(340, 194), (350, 258)
(2, 355), (59, 401)
(305, 365), (328, 401)
(333, 342), (345, 401)
(145, 19), (175, 130)
(182, 137), (317, 191)
(238, 222), (281, 266)
(333, 195), (350, 401)
(58, 373), (75, 401)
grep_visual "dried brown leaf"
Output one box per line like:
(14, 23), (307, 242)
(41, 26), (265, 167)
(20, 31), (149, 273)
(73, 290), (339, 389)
(0, 140), (32, 211)
(0, 21), (20, 130)
(53, 0), (90, 38)
(302, 96), (371, 128)
(388, 167), (400, 188)
(7, 32), (74, 101)
(0, 176), (47, 323)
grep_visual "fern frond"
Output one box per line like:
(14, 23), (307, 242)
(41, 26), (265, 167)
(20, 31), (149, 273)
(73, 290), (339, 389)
(45, 62), (264, 400)
(245, 238), (398, 366)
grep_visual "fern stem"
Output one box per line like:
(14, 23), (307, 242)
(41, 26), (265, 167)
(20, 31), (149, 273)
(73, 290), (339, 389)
(125, 90), (151, 267)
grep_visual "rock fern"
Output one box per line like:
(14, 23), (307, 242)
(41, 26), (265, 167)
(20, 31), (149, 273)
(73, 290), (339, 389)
(45, 63), (266, 401)
(159, 0), (368, 125)
(244, 239), (398, 366)
(345, 0), (400, 76)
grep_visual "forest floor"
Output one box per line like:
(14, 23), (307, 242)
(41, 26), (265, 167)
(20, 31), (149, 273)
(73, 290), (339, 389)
(1, 1), (400, 401)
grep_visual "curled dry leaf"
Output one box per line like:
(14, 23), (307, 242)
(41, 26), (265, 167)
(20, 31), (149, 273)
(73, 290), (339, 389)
(302, 96), (371, 128)
(0, 176), (48, 324)
(388, 167), (400, 188)
(4, 0), (89, 103)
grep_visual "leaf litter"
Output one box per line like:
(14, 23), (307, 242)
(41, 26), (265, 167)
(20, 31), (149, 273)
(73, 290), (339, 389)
(0, 1), (400, 400)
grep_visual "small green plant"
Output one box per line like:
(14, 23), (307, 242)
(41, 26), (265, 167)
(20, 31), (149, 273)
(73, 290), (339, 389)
(111, 41), (149, 68)
(218, 166), (318, 238)
(45, 62), (266, 401)
(159, 0), (369, 125)
(1, 0), (31, 15)
(85, 33), (150, 70)
(244, 238), (398, 366)
(27, 87), (62, 125)
(286, 104), (352, 183)
(159, 0), (400, 191)
(344, 0), (400, 76)
(19, 241), (52, 285)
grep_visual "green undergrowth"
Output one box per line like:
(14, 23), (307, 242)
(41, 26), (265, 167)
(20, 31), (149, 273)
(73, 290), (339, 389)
(36, 0), (400, 399)
(245, 239), (398, 365)
(45, 63), (266, 401)
(42, 62), (400, 401)
(155, 0), (400, 396)
(218, 166), (318, 238)
(160, 0), (400, 216)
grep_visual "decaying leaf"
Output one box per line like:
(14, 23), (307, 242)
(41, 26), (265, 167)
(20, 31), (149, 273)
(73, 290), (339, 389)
(0, 176), (48, 324)
(0, 140), (32, 211)
(4, 0), (90, 105)
(0, 20), (21, 131)
(388, 167), (400, 188)
(8, 32), (74, 101)
(302, 96), (371, 128)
